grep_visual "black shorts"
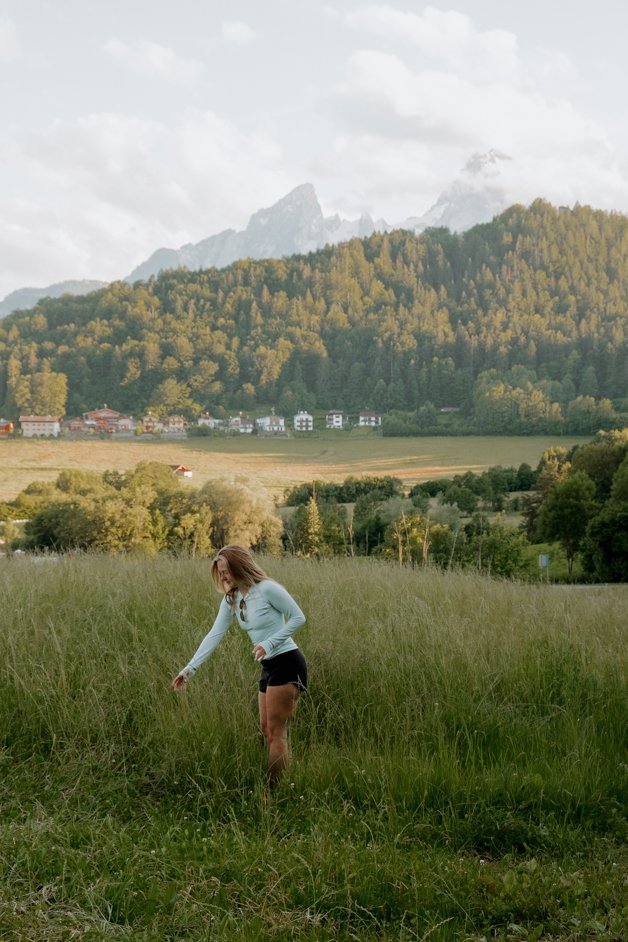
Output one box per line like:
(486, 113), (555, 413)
(258, 648), (308, 693)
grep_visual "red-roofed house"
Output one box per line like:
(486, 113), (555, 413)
(170, 464), (193, 478)
(83, 405), (121, 433)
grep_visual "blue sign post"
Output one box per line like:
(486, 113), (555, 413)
(538, 553), (550, 581)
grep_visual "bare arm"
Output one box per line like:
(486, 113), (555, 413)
(172, 597), (233, 688)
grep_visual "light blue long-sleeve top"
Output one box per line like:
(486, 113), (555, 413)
(182, 579), (306, 676)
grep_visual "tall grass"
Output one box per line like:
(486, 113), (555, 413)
(0, 555), (625, 940)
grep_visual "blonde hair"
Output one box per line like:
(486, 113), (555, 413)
(211, 544), (268, 604)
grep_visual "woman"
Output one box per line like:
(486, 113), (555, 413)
(173, 544), (307, 788)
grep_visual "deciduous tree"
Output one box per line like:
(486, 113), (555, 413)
(537, 472), (597, 574)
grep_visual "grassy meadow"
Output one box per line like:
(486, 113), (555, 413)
(0, 433), (592, 501)
(1, 555), (626, 941)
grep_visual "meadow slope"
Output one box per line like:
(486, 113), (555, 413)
(0, 555), (625, 941)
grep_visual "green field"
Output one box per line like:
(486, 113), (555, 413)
(0, 433), (591, 501)
(1, 555), (625, 941)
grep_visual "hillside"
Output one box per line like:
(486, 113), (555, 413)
(0, 200), (626, 432)
(0, 279), (109, 319)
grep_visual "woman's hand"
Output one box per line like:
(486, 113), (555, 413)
(172, 672), (188, 690)
(253, 645), (266, 661)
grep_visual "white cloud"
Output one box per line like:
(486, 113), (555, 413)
(339, 48), (605, 154)
(346, 4), (519, 81)
(327, 0), (628, 222)
(0, 201), (98, 293)
(313, 132), (443, 221)
(0, 15), (20, 62)
(0, 108), (293, 296)
(220, 21), (256, 46)
(1, 2), (627, 300)
(104, 38), (204, 83)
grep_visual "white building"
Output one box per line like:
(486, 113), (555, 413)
(326, 409), (349, 429)
(293, 410), (313, 432)
(19, 415), (62, 438)
(256, 412), (286, 433)
(115, 416), (137, 433)
(358, 409), (382, 427)
(228, 414), (254, 433)
(198, 412), (221, 429)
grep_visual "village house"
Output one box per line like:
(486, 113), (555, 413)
(170, 464), (193, 478)
(162, 415), (189, 435)
(228, 414), (254, 434)
(325, 409), (349, 429)
(293, 410), (314, 432)
(358, 409), (382, 427)
(66, 416), (96, 435)
(0, 418), (14, 437)
(19, 415), (62, 438)
(66, 406), (135, 436)
(83, 405), (122, 434)
(112, 416), (137, 436)
(197, 412), (221, 430)
(256, 411), (286, 434)
(141, 412), (163, 433)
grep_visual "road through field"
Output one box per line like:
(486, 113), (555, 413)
(0, 433), (591, 501)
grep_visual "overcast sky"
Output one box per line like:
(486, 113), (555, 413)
(1, 0), (627, 299)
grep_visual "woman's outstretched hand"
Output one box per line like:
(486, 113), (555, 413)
(172, 672), (188, 690)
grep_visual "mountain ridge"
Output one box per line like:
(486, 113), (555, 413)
(0, 150), (517, 317)
(0, 148), (564, 318)
(0, 280), (109, 319)
(126, 151), (516, 283)
(125, 182), (382, 283)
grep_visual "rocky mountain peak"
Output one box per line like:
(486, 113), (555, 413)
(247, 183), (322, 228)
(399, 149), (513, 234)
(244, 183), (325, 255)
(1, 150), (523, 315)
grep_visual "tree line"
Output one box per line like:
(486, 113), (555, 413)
(281, 430), (628, 581)
(0, 462), (281, 558)
(2, 429), (626, 581)
(0, 200), (626, 435)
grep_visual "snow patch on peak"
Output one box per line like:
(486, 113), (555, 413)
(464, 148), (512, 175)
(399, 148), (514, 234)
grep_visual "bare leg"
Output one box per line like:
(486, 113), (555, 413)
(258, 691), (268, 740)
(260, 683), (300, 788)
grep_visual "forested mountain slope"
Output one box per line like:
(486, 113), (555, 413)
(0, 200), (626, 427)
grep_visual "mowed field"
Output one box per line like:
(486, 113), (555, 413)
(0, 433), (591, 501)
